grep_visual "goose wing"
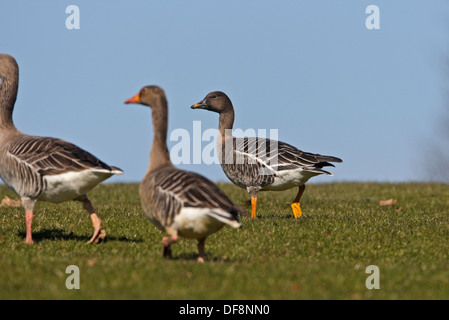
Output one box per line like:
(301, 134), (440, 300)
(229, 137), (342, 175)
(3, 136), (122, 198)
(219, 137), (276, 189)
(272, 140), (342, 174)
(8, 136), (122, 176)
(146, 167), (244, 227)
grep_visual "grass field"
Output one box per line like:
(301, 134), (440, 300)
(0, 182), (449, 300)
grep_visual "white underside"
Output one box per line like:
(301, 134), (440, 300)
(39, 169), (118, 203)
(260, 167), (324, 191)
(168, 207), (241, 239)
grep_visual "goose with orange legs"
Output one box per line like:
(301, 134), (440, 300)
(192, 91), (342, 219)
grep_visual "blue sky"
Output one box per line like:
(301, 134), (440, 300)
(0, 1), (448, 183)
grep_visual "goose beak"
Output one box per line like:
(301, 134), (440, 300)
(124, 93), (140, 104)
(191, 100), (207, 109)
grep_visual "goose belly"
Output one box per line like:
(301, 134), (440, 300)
(261, 168), (319, 191)
(39, 170), (113, 203)
(171, 208), (225, 239)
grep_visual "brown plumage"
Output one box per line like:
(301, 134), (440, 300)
(192, 91), (342, 219)
(125, 85), (243, 262)
(0, 54), (123, 244)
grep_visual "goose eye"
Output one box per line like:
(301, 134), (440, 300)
(210, 95), (217, 99)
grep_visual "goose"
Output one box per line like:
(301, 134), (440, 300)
(124, 85), (243, 262)
(0, 54), (123, 244)
(191, 91), (342, 219)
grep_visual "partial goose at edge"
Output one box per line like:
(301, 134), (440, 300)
(0, 54), (123, 244)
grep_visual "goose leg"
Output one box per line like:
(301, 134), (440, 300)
(21, 197), (36, 244)
(197, 238), (206, 263)
(251, 197), (258, 219)
(291, 185), (306, 219)
(79, 196), (106, 244)
(247, 187), (260, 219)
(162, 234), (178, 258)
(25, 210), (34, 244)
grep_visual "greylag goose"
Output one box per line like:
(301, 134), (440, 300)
(192, 91), (342, 219)
(0, 54), (123, 244)
(125, 85), (243, 262)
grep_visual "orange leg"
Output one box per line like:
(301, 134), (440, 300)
(291, 185), (306, 219)
(291, 203), (302, 219)
(251, 197), (258, 218)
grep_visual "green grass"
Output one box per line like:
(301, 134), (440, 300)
(1, 182), (449, 300)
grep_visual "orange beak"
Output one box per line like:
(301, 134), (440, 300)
(124, 93), (140, 104)
(191, 102), (207, 109)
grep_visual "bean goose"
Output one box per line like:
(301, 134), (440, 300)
(124, 85), (243, 262)
(192, 91), (342, 219)
(0, 54), (123, 244)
